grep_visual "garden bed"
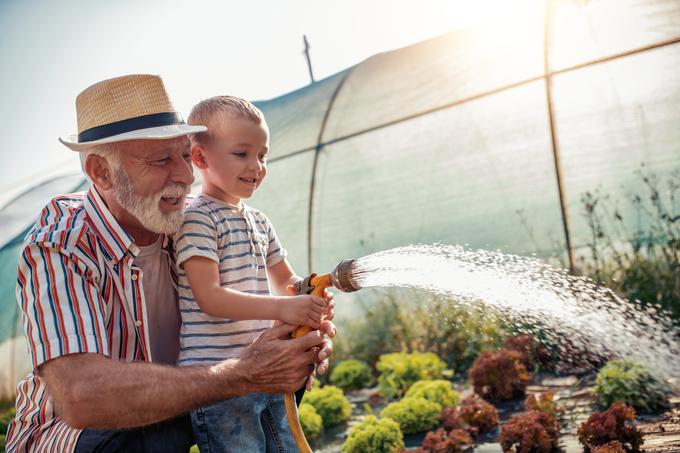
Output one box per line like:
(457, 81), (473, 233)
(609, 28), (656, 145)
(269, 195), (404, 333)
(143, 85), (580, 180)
(309, 373), (680, 452)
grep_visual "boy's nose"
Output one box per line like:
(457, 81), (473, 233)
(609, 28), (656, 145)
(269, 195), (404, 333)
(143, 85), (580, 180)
(248, 158), (263, 171)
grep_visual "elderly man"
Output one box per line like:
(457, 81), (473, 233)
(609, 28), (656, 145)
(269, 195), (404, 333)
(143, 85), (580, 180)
(5, 74), (335, 452)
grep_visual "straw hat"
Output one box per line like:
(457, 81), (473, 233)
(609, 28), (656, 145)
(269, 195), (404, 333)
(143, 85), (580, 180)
(59, 74), (206, 151)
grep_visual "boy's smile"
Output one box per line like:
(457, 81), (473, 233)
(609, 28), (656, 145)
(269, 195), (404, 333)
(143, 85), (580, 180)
(194, 116), (269, 205)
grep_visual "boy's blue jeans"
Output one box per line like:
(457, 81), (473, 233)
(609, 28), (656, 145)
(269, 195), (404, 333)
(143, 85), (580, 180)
(191, 392), (299, 453)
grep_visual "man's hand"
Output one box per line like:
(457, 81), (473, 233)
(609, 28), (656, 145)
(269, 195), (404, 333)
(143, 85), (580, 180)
(237, 321), (335, 394)
(284, 284), (335, 389)
(315, 319), (335, 374)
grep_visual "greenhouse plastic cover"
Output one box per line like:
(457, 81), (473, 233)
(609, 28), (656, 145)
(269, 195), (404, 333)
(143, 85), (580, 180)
(1, 0), (679, 399)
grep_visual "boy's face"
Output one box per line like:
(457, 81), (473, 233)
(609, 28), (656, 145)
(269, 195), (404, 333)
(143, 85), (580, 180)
(197, 115), (269, 205)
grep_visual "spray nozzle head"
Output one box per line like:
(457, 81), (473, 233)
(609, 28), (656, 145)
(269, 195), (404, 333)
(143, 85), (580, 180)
(330, 259), (361, 292)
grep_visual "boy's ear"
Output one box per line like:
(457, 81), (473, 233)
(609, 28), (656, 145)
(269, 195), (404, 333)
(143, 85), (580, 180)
(191, 145), (209, 169)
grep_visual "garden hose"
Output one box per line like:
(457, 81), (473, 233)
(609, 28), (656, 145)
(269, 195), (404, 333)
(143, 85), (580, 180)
(286, 260), (361, 453)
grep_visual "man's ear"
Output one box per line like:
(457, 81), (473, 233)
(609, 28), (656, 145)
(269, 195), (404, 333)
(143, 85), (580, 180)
(191, 145), (209, 170)
(85, 154), (115, 190)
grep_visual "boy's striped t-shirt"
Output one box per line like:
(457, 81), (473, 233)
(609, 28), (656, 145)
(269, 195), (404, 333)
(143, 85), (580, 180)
(174, 194), (287, 366)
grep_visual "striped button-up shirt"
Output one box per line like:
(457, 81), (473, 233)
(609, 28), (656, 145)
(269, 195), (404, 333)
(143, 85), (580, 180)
(5, 187), (176, 453)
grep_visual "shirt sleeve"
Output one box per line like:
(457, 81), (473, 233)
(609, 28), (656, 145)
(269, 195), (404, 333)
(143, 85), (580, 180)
(174, 208), (220, 269)
(264, 216), (287, 267)
(16, 242), (110, 370)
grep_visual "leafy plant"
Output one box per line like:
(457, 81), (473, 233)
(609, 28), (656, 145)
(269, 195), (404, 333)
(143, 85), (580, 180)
(1, 406), (15, 453)
(0, 407), (15, 435)
(469, 350), (530, 401)
(524, 392), (564, 420)
(381, 397), (441, 434)
(577, 402), (643, 453)
(591, 441), (626, 453)
(298, 403), (323, 439)
(341, 415), (404, 453)
(376, 352), (451, 398)
(302, 385), (352, 428)
(441, 395), (499, 437)
(330, 359), (374, 390)
(594, 359), (671, 413)
(499, 410), (561, 453)
(334, 291), (507, 377)
(412, 428), (474, 453)
(405, 380), (460, 408)
(503, 334), (551, 372)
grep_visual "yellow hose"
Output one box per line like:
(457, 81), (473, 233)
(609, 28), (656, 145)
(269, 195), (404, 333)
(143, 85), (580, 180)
(286, 274), (332, 453)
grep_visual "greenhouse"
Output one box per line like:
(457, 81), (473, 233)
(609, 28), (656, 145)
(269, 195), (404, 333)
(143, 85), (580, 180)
(1, 0), (679, 429)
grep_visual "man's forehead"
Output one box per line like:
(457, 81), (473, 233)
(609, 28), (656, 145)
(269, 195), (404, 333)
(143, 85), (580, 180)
(118, 136), (190, 156)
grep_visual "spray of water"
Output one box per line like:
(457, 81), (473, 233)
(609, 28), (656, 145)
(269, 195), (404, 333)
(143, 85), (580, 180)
(349, 244), (680, 377)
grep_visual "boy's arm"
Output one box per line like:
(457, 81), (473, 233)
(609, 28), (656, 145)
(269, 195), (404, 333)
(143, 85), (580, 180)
(183, 256), (325, 327)
(267, 258), (302, 295)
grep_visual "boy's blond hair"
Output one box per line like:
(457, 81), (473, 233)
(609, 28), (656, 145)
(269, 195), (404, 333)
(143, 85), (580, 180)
(187, 95), (266, 146)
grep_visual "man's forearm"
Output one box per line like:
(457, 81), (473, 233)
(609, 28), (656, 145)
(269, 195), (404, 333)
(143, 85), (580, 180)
(41, 323), (333, 431)
(41, 353), (252, 430)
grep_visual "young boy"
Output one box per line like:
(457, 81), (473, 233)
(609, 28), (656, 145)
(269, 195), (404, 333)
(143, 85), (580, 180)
(175, 96), (329, 452)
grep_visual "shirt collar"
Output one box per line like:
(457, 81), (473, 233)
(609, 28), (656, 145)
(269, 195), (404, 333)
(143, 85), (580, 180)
(84, 186), (135, 263)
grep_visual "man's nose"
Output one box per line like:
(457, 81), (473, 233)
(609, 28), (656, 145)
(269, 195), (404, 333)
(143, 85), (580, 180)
(173, 155), (195, 186)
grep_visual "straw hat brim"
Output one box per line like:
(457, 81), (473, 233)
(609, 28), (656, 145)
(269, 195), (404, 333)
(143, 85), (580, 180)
(59, 124), (207, 151)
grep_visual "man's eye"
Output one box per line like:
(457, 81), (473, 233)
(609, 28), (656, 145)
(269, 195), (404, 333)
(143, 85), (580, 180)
(153, 158), (170, 165)
(233, 152), (247, 157)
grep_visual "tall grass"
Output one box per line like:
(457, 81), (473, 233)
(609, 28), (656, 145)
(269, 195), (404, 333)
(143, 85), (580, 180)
(577, 166), (680, 322)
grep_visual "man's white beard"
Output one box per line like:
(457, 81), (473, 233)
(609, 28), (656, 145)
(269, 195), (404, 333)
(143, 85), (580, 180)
(111, 166), (189, 234)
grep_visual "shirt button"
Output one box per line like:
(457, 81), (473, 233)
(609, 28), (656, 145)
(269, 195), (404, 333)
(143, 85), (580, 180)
(135, 320), (142, 327)
(131, 274), (138, 281)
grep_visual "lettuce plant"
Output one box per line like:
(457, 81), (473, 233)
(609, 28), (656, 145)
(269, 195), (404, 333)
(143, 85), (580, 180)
(341, 415), (404, 453)
(376, 352), (450, 398)
(499, 410), (561, 453)
(524, 392), (564, 420)
(298, 403), (322, 439)
(302, 385), (352, 428)
(412, 428), (474, 453)
(381, 397), (441, 434)
(577, 403), (643, 453)
(405, 379), (460, 408)
(330, 359), (374, 390)
(441, 395), (499, 437)
(469, 350), (529, 401)
(594, 359), (670, 413)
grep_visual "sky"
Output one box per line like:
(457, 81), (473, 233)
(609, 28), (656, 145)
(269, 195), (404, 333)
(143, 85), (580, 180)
(0, 0), (515, 205)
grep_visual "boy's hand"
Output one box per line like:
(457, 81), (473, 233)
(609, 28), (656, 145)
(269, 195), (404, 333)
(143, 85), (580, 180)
(279, 295), (325, 329)
(285, 283), (335, 321)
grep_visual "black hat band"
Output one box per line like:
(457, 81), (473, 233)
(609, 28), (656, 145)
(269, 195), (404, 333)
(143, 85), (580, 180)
(78, 112), (185, 143)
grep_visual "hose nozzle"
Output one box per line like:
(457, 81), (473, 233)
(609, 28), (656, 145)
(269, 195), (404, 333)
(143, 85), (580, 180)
(329, 259), (361, 292)
(292, 259), (362, 296)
